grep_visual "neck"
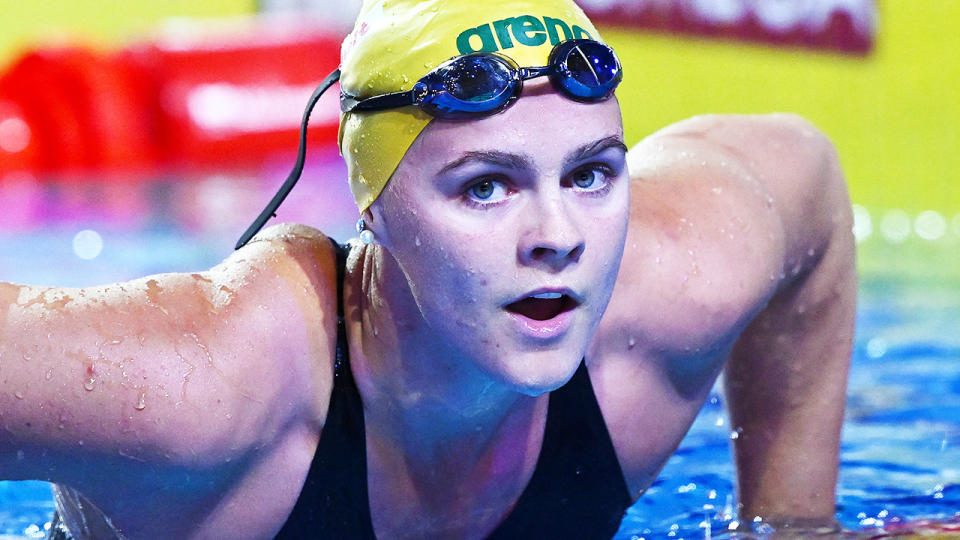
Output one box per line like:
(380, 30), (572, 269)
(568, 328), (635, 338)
(344, 242), (546, 461)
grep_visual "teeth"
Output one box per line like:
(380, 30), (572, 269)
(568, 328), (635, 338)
(532, 292), (563, 299)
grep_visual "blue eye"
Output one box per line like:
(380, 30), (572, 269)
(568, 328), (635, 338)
(470, 179), (496, 199)
(465, 178), (510, 206)
(573, 169), (598, 189)
(569, 166), (613, 193)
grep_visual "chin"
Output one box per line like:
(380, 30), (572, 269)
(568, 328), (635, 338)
(495, 347), (586, 397)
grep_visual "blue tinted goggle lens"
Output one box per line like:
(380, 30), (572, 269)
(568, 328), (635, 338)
(444, 55), (516, 103)
(552, 40), (622, 100)
(417, 54), (519, 118)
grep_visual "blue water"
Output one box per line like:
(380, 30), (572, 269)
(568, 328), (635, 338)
(0, 182), (958, 538)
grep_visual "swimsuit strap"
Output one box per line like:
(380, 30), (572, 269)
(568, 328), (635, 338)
(274, 239), (376, 539)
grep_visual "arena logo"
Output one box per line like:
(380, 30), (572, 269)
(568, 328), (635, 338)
(456, 15), (593, 55)
(574, 0), (876, 54)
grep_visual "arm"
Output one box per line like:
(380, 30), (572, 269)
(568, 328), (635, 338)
(0, 225), (337, 528)
(714, 115), (856, 528)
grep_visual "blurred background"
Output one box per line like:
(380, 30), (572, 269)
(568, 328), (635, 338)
(0, 1), (957, 259)
(0, 1), (958, 538)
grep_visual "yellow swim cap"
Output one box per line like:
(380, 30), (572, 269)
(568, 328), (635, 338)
(339, 0), (602, 211)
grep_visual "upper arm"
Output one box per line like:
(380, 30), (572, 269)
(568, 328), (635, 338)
(0, 224), (339, 492)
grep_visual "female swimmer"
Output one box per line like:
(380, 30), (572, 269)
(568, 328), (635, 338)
(0, 0), (856, 538)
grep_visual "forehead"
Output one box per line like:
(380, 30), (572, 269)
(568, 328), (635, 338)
(399, 83), (623, 173)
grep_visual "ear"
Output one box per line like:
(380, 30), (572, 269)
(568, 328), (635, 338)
(362, 203), (392, 249)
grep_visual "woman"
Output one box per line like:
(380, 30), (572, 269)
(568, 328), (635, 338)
(0, 0), (856, 538)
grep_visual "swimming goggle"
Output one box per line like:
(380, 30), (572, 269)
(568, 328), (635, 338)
(235, 39), (622, 249)
(341, 39), (622, 119)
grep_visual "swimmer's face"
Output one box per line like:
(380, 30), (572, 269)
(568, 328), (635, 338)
(370, 83), (629, 394)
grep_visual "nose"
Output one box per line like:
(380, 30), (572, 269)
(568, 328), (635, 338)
(518, 193), (585, 272)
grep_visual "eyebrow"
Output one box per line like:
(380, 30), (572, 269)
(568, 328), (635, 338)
(561, 135), (628, 170)
(437, 150), (532, 176)
(437, 134), (628, 177)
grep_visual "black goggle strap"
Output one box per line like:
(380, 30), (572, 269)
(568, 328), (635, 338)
(235, 68), (342, 250)
(341, 89), (421, 113)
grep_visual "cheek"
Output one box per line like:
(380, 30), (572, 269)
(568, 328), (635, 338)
(385, 212), (502, 314)
(587, 188), (631, 292)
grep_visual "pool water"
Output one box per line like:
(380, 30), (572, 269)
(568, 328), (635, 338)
(0, 178), (958, 538)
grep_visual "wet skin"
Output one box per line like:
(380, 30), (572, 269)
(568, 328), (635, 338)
(0, 84), (855, 538)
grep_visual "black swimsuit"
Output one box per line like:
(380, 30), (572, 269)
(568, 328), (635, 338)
(274, 241), (632, 539)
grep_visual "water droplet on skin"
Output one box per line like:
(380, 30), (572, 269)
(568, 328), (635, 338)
(729, 427), (743, 440)
(45, 369), (53, 380)
(225, 413), (233, 420)
(414, 236), (421, 247)
(627, 337), (636, 349)
(373, 327), (379, 337)
(135, 392), (146, 411)
(14, 391), (23, 399)
(807, 248), (816, 257)
(83, 378), (95, 391)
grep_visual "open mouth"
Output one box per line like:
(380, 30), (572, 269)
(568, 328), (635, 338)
(505, 292), (580, 321)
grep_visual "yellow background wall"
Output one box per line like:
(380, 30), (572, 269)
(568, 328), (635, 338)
(1, 1), (956, 215)
(607, 1), (959, 215)
(0, 0), (255, 65)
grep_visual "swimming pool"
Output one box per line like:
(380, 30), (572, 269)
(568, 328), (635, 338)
(1, 177), (958, 538)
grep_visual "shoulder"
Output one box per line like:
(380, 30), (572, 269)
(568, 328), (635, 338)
(104, 221), (343, 460)
(632, 113), (844, 242)
(601, 114), (814, 357)
(595, 114), (844, 371)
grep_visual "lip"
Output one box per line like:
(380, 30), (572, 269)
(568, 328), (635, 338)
(503, 287), (583, 340)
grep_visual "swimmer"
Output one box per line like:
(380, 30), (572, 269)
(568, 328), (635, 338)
(0, 0), (856, 538)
